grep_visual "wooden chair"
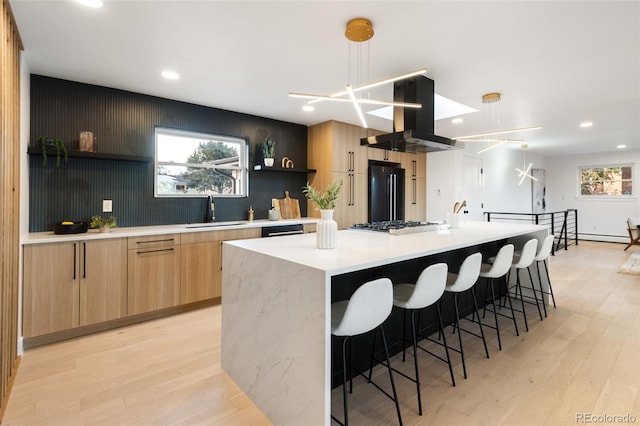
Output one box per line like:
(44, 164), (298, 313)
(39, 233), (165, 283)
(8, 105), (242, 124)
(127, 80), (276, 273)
(625, 218), (640, 251)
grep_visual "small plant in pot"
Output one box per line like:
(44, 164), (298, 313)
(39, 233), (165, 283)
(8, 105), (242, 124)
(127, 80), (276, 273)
(90, 215), (117, 233)
(303, 179), (343, 211)
(262, 137), (275, 167)
(39, 136), (68, 167)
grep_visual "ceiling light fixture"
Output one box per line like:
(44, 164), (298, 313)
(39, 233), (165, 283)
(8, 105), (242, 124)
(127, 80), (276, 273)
(453, 126), (543, 140)
(75, 0), (103, 8)
(288, 18), (426, 126)
(580, 121), (593, 128)
(451, 118), (463, 124)
(617, 144), (627, 149)
(161, 70), (180, 80)
(516, 144), (538, 185)
(302, 105), (315, 112)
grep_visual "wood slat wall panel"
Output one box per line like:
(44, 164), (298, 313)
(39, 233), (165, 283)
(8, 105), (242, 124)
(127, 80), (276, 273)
(0, 0), (22, 421)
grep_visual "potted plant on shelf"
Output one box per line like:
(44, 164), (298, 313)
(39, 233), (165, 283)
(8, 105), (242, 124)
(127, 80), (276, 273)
(303, 179), (342, 249)
(262, 137), (275, 167)
(90, 215), (117, 233)
(38, 136), (68, 167)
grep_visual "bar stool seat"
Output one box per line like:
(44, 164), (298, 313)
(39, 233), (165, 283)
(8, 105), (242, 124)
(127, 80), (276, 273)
(392, 263), (454, 416)
(444, 252), (489, 380)
(331, 278), (403, 426)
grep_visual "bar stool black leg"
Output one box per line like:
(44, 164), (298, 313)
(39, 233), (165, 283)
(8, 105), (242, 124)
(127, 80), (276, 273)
(410, 311), (422, 415)
(453, 293), (467, 379)
(535, 261), (549, 317)
(488, 278), (503, 350)
(527, 265), (543, 321)
(435, 303), (456, 387)
(515, 270), (529, 332)
(502, 275), (520, 336)
(471, 288), (490, 359)
(380, 326), (403, 426)
(331, 336), (350, 426)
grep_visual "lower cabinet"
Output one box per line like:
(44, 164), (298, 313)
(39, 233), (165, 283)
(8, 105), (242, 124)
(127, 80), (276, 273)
(127, 234), (181, 315)
(23, 238), (127, 338)
(180, 228), (260, 304)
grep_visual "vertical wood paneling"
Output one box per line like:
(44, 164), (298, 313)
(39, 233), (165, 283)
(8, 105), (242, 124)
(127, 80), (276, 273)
(0, 0), (22, 421)
(29, 76), (309, 231)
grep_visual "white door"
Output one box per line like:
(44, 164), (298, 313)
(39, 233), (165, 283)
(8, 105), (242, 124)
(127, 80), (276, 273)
(460, 155), (483, 221)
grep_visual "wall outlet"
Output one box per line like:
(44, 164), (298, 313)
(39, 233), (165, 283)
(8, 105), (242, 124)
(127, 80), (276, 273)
(103, 199), (113, 213)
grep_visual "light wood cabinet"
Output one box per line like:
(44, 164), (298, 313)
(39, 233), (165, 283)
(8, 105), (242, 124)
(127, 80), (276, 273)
(308, 121), (371, 229)
(127, 234), (180, 315)
(180, 228), (260, 304)
(23, 238), (127, 338)
(401, 153), (427, 221)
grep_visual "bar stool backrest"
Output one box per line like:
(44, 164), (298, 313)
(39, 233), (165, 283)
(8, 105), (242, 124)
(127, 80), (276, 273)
(402, 263), (448, 310)
(513, 239), (538, 269)
(534, 235), (555, 262)
(446, 253), (482, 293)
(332, 278), (393, 337)
(481, 244), (515, 278)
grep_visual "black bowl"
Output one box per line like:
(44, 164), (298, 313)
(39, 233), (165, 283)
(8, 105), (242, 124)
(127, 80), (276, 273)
(53, 222), (89, 234)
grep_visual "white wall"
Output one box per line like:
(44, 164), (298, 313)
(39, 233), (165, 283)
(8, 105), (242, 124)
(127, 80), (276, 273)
(545, 150), (639, 242)
(426, 145), (639, 243)
(426, 146), (544, 221)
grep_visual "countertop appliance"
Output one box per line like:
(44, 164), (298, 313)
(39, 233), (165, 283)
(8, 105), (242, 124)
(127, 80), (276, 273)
(369, 161), (405, 223)
(351, 220), (448, 235)
(360, 75), (460, 154)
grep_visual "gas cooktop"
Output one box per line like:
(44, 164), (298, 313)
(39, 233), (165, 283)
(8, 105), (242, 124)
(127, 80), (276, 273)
(351, 220), (449, 235)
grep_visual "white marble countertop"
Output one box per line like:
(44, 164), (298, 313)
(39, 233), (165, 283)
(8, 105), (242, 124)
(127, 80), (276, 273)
(224, 221), (548, 276)
(22, 218), (319, 245)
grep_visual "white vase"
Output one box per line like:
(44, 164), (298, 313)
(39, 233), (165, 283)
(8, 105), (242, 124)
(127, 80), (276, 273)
(264, 158), (274, 167)
(317, 209), (337, 249)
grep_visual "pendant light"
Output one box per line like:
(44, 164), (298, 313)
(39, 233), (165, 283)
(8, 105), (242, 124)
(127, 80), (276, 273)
(288, 18), (425, 128)
(516, 144), (538, 185)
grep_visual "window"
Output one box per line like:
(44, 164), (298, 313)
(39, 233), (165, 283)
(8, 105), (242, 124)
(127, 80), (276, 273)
(154, 127), (248, 197)
(579, 164), (633, 196)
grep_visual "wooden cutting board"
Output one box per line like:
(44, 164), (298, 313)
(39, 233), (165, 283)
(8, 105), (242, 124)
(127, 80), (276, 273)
(274, 191), (301, 219)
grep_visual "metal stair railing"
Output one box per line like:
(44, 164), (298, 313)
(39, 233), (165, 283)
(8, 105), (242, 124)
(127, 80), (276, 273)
(484, 209), (578, 253)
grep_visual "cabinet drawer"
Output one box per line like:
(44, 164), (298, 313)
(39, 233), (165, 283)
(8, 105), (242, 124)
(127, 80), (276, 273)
(128, 234), (177, 249)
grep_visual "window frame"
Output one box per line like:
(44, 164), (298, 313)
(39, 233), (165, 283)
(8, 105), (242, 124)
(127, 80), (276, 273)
(154, 126), (249, 198)
(577, 163), (634, 198)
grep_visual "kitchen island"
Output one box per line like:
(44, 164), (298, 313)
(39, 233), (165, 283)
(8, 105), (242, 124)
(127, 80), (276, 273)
(221, 221), (549, 425)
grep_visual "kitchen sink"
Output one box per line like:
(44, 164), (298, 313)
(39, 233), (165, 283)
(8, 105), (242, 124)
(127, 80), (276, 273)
(183, 222), (244, 229)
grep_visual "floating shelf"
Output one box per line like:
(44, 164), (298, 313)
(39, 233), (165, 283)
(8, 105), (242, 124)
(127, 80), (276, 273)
(27, 146), (152, 163)
(253, 164), (316, 173)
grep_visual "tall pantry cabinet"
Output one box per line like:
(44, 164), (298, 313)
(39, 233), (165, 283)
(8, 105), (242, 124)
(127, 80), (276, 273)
(307, 120), (427, 229)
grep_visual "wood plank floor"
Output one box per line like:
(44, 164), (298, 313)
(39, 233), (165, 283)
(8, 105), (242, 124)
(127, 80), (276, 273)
(3, 241), (639, 425)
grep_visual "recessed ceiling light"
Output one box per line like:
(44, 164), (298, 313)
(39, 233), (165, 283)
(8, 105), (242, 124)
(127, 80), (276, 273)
(451, 118), (463, 124)
(161, 70), (180, 80)
(617, 144), (627, 149)
(580, 121), (593, 128)
(302, 105), (314, 112)
(75, 0), (103, 8)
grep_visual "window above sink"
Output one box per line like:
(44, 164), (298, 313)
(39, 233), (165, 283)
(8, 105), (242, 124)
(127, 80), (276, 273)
(154, 127), (248, 198)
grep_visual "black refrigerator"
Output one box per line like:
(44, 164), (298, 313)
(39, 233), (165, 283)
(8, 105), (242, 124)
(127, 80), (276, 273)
(368, 162), (405, 222)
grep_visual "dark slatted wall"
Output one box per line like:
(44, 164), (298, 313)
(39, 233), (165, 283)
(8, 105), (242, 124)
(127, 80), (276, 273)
(29, 75), (309, 231)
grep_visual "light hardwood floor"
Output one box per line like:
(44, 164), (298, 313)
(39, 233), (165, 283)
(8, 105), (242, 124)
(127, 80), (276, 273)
(3, 241), (639, 425)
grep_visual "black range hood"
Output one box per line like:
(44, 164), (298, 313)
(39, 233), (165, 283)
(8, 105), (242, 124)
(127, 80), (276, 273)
(361, 75), (460, 154)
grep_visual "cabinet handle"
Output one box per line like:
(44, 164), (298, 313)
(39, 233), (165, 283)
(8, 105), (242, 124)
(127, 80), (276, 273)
(136, 238), (174, 244)
(136, 248), (175, 255)
(412, 178), (417, 205)
(412, 160), (417, 177)
(73, 243), (76, 280)
(350, 173), (355, 206)
(83, 241), (87, 279)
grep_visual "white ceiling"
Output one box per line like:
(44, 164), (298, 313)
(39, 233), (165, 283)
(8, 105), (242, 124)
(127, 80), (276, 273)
(9, 0), (640, 156)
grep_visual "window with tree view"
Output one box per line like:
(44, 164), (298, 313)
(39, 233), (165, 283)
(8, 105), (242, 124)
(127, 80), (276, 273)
(154, 127), (248, 197)
(579, 165), (633, 196)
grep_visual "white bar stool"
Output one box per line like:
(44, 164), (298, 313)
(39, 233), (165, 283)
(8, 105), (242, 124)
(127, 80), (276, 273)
(331, 277), (402, 426)
(479, 244), (516, 351)
(392, 263), (454, 416)
(533, 234), (557, 316)
(444, 252), (489, 380)
(508, 238), (542, 331)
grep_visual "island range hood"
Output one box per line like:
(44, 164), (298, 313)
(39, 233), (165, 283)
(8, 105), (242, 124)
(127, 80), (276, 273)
(361, 75), (460, 154)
